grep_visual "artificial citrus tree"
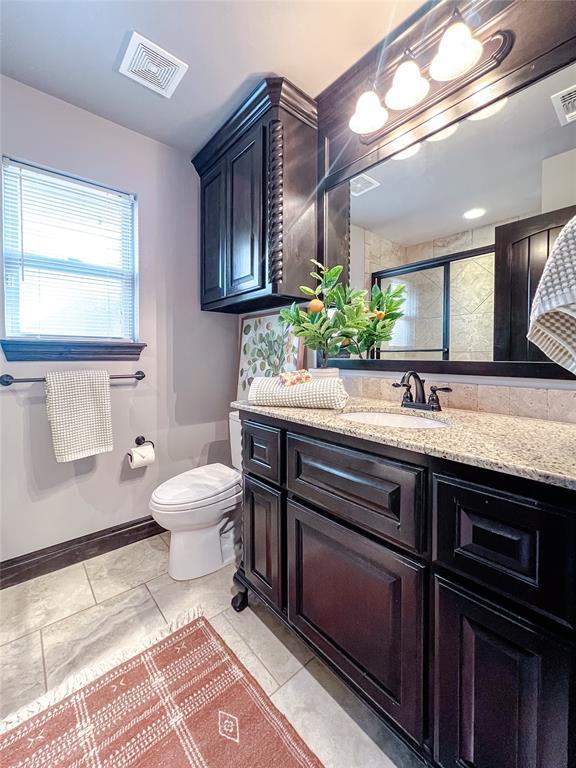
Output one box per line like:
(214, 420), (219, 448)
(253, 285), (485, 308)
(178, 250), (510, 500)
(279, 260), (406, 367)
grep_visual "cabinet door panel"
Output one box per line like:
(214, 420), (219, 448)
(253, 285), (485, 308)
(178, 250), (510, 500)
(288, 499), (425, 742)
(200, 161), (226, 304)
(433, 474), (576, 628)
(243, 421), (282, 484)
(434, 577), (573, 768)
(227, 127), (264, 296)
(287, 433), (425, 552)
(244, 476), (282, 609)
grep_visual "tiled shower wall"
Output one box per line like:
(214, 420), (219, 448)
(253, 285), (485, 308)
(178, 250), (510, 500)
(341, 373), (576, 424)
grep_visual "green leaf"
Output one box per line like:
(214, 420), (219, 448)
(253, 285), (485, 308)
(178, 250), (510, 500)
(299, 285), (316, 296)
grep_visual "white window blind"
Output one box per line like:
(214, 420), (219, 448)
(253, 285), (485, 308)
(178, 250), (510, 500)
(2, 158), (137, 341)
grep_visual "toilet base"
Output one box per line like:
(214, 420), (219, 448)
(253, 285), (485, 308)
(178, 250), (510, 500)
(168, 523), (232, 581)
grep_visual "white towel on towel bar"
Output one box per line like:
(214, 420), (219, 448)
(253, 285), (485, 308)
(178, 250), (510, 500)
(45, 370), (113, 462)
(527, 214), (576, 374)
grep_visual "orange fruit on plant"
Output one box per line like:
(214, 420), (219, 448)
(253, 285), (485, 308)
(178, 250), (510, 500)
(375, 310), (386, 320)
(341, 338), (351, 347)
(308, 298), (325, 313)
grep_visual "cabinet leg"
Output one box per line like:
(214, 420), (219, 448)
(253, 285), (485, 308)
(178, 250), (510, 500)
(231, 587), (249, 612)
(232, 568), (249, 612)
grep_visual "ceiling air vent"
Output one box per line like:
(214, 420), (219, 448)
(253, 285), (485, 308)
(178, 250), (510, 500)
(118, 31), (188, 98)
(350, 173), (380, 197)
(551, 85), (576, 126)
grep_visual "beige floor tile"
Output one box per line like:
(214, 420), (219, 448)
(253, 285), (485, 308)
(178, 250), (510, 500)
(0, 632), (46, 718)
(42, 585), (165, 689)
(160, 532), (171, 546)
(84, 535), (169, 602)
(305, 659), (424, 768)
(0, 564), (94, 645)
(146, 564), (237, 623)
(209, 613), (278, 695)
(224, 599), (313, 686)
(271, 663), (401, 768)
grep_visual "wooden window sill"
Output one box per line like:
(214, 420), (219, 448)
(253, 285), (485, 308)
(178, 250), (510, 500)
(0, 339), (147, 362)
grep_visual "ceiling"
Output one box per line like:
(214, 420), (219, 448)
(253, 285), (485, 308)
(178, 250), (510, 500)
(351, 62), (576, 245)
(0, 0), (422, 156)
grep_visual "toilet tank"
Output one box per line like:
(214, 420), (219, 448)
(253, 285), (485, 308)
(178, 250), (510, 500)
(229, 410), (242, 470)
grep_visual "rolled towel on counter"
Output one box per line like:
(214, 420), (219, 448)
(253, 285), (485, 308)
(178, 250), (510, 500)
(248, 375), (349, 409)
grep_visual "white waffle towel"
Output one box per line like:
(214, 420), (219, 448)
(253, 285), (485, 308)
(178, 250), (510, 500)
(45, 370), (113, 462)
(248, 376), (349, 409)
(527, 215), (576, 374)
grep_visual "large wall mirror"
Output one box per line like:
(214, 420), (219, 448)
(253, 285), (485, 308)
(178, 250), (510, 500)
(326, 62), (576, 377)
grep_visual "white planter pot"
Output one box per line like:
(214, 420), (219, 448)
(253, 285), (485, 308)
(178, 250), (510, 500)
(308, 367), (341, 379)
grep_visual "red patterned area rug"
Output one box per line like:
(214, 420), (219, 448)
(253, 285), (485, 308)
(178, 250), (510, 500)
(0, 617), (323, 767)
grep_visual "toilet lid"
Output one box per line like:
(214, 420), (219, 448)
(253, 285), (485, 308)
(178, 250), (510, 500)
(151, 463), (242, 506)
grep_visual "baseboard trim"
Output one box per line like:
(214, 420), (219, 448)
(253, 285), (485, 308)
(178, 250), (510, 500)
(0, 516), (166, 590)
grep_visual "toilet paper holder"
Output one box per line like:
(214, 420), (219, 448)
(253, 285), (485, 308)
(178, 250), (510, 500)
(135, 435), (155, 449)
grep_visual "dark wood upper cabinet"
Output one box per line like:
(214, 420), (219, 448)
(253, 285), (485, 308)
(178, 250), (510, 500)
(200, 159), (227, 304)
(193, 77), (320, 313)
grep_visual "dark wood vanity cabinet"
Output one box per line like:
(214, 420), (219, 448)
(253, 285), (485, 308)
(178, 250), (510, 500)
(288, 499), (425, 741)
(236, 413), (576, 767)
(193, 77), (319, 313)
(243, 475), (283, 610)
(434, 577), (573, 768)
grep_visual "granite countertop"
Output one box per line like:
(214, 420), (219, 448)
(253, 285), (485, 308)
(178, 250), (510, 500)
(231, 397), (576, 491)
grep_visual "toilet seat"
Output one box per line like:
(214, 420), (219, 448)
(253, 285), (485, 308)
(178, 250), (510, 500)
(151, 463), (242, 509)
(150, 484), (241, 514)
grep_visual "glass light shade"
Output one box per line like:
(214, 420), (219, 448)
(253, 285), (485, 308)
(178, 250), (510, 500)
(426, 123), (459, 142)
(430, 20), (483, 82)
(349, 90), (388, 135)
(468, 97), (509, 121)
(392, 143), (421, 160)
(384, 60), (430, 111)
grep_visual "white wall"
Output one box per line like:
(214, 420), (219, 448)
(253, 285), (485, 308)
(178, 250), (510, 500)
(0, 76), (238, 560)
(542, 148), (576, 212)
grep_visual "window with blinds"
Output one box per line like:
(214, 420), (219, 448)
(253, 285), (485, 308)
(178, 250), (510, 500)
(2, 158), (138, 342)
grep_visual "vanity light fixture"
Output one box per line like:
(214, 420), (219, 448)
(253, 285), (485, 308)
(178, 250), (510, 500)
(349, 90), (388, 135)
(392, 142), (421, 160)
(468, 97), (509, 120)
(384, 52), (430, 111)
(429, 10), (484, 82)
(463, 207), (486, 219)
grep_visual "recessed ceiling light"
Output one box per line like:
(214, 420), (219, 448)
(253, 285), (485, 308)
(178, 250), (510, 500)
(463, 207), (486, 219)
(392, 143), (421, 160)
(468, 97), (509, 121)
(426, 124), (459, 142)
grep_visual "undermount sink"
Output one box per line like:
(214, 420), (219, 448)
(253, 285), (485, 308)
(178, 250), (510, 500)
(339, 411), (448, 429)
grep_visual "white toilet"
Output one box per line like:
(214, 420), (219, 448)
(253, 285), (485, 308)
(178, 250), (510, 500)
(149, 411), (243, 581)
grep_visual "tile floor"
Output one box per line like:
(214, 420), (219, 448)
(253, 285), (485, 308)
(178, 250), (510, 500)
(0, 533), (425, 768)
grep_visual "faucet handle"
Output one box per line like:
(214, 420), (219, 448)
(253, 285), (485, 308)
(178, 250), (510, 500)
(393, 382), (413, 402)
(427, 385), (452, 411)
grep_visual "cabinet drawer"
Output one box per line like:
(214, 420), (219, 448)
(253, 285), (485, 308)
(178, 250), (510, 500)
(434, 576), (573, 768)
(287, 433), (425, 551)
(243, 476), (283, 609)
(287, 499), (425, 741)
(433, 474), (576, 628)
(243, 421), (282, 484)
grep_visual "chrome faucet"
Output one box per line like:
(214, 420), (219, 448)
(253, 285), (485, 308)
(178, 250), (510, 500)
(393, 371), (451, 412)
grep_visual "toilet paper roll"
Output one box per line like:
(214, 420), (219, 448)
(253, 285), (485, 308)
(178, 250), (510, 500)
(127, 442), (155, 469)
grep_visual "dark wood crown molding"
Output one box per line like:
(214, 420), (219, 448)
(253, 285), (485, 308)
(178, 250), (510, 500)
(0, 339), (147, 362)
(192, 76), (317, 175)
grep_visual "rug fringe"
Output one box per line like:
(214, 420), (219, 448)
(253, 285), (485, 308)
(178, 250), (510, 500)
(0, 606), (205, 734)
